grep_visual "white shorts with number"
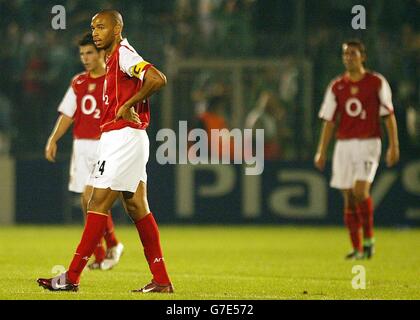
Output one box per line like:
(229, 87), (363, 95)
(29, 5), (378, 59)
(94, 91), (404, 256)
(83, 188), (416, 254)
(69, 139), (99, 193)
(330, 138), (381, 190)
(92, 127), (149, 193)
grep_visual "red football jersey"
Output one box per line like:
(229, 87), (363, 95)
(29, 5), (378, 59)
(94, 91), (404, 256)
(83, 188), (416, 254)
(101, 38), (152, 133)
(318, 72), (394, 139)
(58, 72), (105, 140)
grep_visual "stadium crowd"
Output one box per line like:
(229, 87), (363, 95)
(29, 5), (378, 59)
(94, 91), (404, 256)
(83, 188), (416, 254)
(0, 0), (418, 158)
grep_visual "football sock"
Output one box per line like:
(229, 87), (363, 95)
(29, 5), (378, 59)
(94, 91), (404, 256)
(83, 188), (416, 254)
(93, 240), (106, 263)
(358, 197), (374, 240)
(344, 210), (363, 253)
(104, 211), (119, 248)
(68, 211), (108, 284)
(134, 213), (171, 285)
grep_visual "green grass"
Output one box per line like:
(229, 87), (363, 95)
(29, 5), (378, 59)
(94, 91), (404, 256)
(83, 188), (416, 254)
(0, 225), (419, 300)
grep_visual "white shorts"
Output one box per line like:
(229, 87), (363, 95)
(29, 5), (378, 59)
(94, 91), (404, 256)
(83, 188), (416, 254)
(330, 138), (381, 190)
(92, 127), (149, 193)
(69, 139), (99, 193)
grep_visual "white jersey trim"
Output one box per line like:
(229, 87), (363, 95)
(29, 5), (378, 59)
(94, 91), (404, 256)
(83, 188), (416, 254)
(318, 81), (337, 121)
(374, 72), (394, 117)
(119, 39), (146, 81)
(57, 85), (77, 118)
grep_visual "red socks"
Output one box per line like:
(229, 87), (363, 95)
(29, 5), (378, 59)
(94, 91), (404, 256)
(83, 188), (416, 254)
(104, 212), (119, 248)
(92, 211), (118, 262)
(93, 240), (106, 262)
(344, 197), (374, 252)
(358, 197), (374, 240)
(344, 210), (363, 253)
(135, 213), (171, 285)
(68, 212), (108, 284)
(67, 211), (170, 286)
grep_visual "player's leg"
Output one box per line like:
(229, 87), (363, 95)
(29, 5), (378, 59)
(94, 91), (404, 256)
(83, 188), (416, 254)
(80, 185), (107, 269)
(37, 187), (119, 290)
(122, 181), (173, 293)
(104, 211), (119, 249)
(100, 210), (124, 270)
(353, 180), (375, 258)
(99, 201), (124, 270)
(353, 138), (381, 259)
(330, 140), (363, 259)
(342, 189), (363, 259)
(67, 128), (124, 281)
(66, 188), (119, 284)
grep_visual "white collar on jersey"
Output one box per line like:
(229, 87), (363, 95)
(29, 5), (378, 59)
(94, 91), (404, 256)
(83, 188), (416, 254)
(120, 38), (130, 46)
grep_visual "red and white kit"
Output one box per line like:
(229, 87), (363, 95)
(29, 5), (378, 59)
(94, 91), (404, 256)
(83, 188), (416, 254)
(58, 72), (105, 192)
(93, 39), (152, 192)
(318, 72), (394, 189)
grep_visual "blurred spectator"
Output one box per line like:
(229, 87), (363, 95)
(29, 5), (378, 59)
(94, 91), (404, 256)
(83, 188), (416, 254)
(192, 95), (234, 161)
(18, 47), (48, 153)
(245, 90), (287, 161)
(191, 75), (229, 116)
(0, 0), (418, 159)
(217, 0), (255, 57)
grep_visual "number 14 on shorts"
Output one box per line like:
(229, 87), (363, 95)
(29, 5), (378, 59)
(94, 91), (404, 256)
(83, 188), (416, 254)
(97, 160), (106, 175)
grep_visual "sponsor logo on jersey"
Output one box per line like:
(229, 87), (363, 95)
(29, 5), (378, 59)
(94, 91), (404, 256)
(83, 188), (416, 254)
(88, 83), (96, 92)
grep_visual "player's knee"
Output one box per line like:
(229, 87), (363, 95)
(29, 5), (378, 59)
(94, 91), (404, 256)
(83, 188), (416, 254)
(125, 201), (149, 219)
(87, 196), (106, 213)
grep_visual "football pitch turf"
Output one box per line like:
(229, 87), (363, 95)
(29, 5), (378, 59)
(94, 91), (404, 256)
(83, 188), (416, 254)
(0, 225), (419, 300)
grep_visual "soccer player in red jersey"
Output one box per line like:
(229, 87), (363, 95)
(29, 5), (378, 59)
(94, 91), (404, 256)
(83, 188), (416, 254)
(314, 40), (400, 260)
(45, 33), (123, 270)
(38, 10), (173, 293)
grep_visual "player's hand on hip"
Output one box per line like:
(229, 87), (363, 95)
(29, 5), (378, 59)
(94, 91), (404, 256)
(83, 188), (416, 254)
(116, 105), (141, 124)
(314, 152), (326, 171)
(386, 145), (400, 167)
(45, 140), (57, 163)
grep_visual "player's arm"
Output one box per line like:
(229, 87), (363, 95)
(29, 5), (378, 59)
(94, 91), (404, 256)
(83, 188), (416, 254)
(314, 120), (335, 171)
(378, 75), (400, 168)
(46, 83), (77, 162)
(116, 66), (167, 121)
(314, 81), (337, 171)
(383, 114), (400, 167)
(45, 114), (73, 162)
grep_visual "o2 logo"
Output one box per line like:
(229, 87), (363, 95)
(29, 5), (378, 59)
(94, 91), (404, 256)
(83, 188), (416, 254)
(81, 94), (100, 119)
(345, 98), (366, 120)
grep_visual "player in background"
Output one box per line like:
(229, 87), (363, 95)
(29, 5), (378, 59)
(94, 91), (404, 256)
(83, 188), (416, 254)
(38, 10), (173, 293)
(314, 40), (400, 259)
(45, 33), (123, 270)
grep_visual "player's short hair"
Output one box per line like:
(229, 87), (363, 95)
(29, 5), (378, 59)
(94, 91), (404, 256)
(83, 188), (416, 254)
(343, 39), (366, 57)
(96, 9), (124, 28)
(78, 32), (97, 49)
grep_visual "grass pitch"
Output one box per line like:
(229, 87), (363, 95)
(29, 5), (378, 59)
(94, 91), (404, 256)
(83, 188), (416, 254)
(0, 225), (419, 300)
